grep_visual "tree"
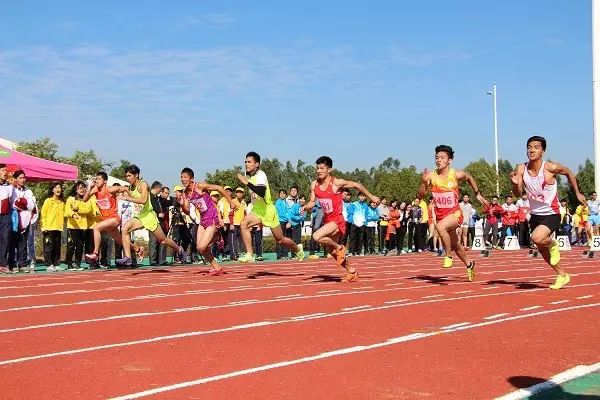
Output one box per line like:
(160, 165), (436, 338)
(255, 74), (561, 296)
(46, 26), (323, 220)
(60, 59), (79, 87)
(16, 137), (59, 161)
(108, 159), (134, 180)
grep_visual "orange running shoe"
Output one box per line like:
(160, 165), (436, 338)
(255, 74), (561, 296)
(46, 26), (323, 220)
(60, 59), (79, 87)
(336, 245), (347, 268)
(341, 270), (358, 283)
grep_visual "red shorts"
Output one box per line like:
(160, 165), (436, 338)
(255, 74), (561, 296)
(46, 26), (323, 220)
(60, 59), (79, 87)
(324, 215), (346, 236)
(436, 207), (463, 226)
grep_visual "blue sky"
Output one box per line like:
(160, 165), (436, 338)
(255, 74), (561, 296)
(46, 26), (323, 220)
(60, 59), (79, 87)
(0, 0), (594, 187)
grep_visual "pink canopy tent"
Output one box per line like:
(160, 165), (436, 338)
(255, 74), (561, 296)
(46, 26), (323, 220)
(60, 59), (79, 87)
(0, 144), (78, 182)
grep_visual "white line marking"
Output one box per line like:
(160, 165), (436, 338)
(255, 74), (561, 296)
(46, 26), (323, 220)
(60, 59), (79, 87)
(496, 362), (600, 400)
(228, 300), (259, 305)
(383, 299), (409, 304)
(316, 290), (340, 294)
(520, 306), (542, 311)
(483, 313), (509, 320)
(454, 290), (473, 294)
(290, 313), (326, 320)
(482, 286), (499, 290)
(229, 285), (253, 289)
(441, 322), (470, 330)
(352, 286), (374, 290)
(385, 283), (404, 287)
(577, 295), (593, 299)
(107, 304), (600, 400)
(549, 300), (569, 305)
(274, 294), (303, 299)
(422, 294), (444, 299)
(341, 305), (371, 311)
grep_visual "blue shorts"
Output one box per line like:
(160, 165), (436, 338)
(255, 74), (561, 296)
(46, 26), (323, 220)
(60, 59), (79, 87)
(589, 214), (600, 226)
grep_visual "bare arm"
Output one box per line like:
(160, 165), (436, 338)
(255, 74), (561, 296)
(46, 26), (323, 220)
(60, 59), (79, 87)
(546, 161), (587, 206)
(417, 169), (431, 200)
(509, 163), (525, 198)
(123, 182), (148, 205)
(301, 181), (318, 212)
(456, 169), (489, 206)
(196, 182), (235, 207)
(82, 185), (98, 202)
(337, 178), (380, 204)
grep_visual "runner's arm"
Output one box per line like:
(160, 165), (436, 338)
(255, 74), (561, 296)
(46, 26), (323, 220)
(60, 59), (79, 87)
(82, 185), (98, 202)
(510, 164), (525, 197)
(237, 173), (267, 198)
(456, 169), (488, 206)
(337, 179), (380, 204)
(546, 161), (587, 206)
(197, 182), (235, 207)
(417, 169), (431, 200)
(123, 182), (148, 205)
(301, 181), (317, 212)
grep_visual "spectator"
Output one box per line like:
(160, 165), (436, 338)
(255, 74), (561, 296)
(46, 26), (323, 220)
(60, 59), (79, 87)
(287, 186), (299, 204)
(418, 198), (429, 251)
(229, 187), (247, 261)
(427, 199), (441, 253)
(385, 200), (399, 253)
(408, 200), (422, 252)
(482, 196), (503, 248)
(560, 202), (574, 243)
(275, 189), (290, 259)
(468, 209), (480, 246)
(365, 200), (380, 254)
(516, 194), (531, 247)
(0, 164), (14, 273)
(588, 192), (600, 236)
(500, 195), (518, 247)
(65, 181), (95, 270)
(377, 197), (390, 254)
(342, 189), (355, 250)
(159, 186), (174, 263)
(308, 200), (325, 259)
(148, 181), (164, 266)
(397, 201), (409, 253)
(288, 195), (306, 245)
(217, 186), (233, 259)
(574, 202), (591, 246)
(26, 208), (38, 270)
(172, 185), (191, 260)
(41, 182), (65, 272)
(351, 193), (368, 256)
(459, 195), (474, 248)
(9, 170), (37, 273)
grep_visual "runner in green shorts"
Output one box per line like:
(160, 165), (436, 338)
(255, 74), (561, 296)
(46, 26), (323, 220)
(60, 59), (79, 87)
(237, 151), (305, 263)
(116, 164), (185, 268)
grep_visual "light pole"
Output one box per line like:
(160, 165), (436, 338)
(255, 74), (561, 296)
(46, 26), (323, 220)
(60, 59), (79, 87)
(486, 84), (500, 197)
(593, 0), (600, 193)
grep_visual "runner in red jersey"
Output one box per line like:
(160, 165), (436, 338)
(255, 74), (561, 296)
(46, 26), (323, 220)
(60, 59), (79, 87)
(302, 156), (379, 283)
(83, 171), (141, 266)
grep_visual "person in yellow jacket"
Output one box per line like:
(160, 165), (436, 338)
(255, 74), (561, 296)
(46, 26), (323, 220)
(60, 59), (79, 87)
(575, 204), (592, 246)
(41, 183), (65, 272)
(64, 181), (96, 270)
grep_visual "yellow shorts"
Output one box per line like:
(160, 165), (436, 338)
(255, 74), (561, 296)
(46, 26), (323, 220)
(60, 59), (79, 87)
(251, 203), (280, 229)
(135, 210), (159, 232)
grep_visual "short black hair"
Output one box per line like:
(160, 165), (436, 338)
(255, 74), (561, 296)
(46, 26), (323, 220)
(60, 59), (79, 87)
(290, 185), (299, 191)
(279, 189), (287, 195)
(161, 186), (170, 192)
(48, 182), (64, 201)
(181, 167), (194, 178)
(246, 151), (261, 163)
(125, 164), (140, 176)
(13, 169), (25, 178)
(113, 183), (121, 187)
(316, 156), (333, 168)
(96, 171), (108, 181)
(70, 180), (86, 198)
(151, 181), (162, 190)
(591, 191), (597, 196)
(0, 163), (6, 169)
(342, 188), (351, 194)
(381, 196), (386, 200)
(298, 195), (306, 201)
(435, 145), (454, 159)
(527, 135), (547, 151)
(505, 194), (513, 199)
(492, 195), (498, 199)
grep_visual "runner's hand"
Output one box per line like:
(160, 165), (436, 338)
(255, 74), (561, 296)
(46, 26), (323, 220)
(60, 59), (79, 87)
(237, 173), (248, 185)
(509, 170), (521, 186)
(576, 192), (588, 206)
(421, 169), (430, 185)
(371, 196), (380, 205)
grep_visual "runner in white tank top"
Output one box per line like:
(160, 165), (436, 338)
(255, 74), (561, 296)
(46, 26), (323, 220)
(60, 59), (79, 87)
(510, 136), (587, 289)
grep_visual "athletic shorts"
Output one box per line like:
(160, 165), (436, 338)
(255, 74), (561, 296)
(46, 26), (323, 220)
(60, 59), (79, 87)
(135, 210), (159, 232)
(589, 214), (600, 226)
(323, 216), (346, 236)
(251, 203), (280, 229)
(200, 215), (220, 230)
(529, 214), (561, 235)
(437, 208), (464, 227)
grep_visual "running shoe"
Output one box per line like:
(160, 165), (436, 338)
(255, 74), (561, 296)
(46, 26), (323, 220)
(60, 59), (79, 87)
(84, 253), (98, 263)
(115, 257), (133, 268)
(308, 254), (320, 260)
(336, 245), (347, 268)
(46, 265), (56, 272)
(467, 261), (475, 282)
(238, 253), (256, 263)
(295, 244), (305, 261)
(341, 270), (358, 283)
(136, 246), (145, 262)
(549, 239), (561, 266)
(549, 273), (570, 290)
(209, 267), (224, 276)
(442, 256), (453, 269)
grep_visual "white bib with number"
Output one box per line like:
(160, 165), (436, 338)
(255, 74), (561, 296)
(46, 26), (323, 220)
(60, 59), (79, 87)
(471, 235), (486, 251)
(318, 198), (334, 214)
(556, 236), (571, 251)
(591, 236), (600, 251)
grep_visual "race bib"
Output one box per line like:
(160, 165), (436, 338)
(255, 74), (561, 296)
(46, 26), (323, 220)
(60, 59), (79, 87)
(96, 197), (110, 210)
(197, 198), (208, 213)
(319, 198), (334, 214)
(433, 192), (457, 209)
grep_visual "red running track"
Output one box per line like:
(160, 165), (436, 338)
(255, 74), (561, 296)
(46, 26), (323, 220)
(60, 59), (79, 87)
(0, 250), (598, 399)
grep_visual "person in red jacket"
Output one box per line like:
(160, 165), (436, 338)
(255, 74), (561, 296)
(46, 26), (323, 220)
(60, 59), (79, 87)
(482, 196), (504, 248)
(500, 195), (519, 247)
(516, 194), (531, 247)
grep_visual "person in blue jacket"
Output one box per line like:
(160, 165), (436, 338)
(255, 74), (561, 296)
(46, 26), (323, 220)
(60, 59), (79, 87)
(288, 195), (307, 246)
(365, 200), (380, 254)
(351, 193), (369, 255)
(274, 189), (290, 259)
(342, 189), (355, 251)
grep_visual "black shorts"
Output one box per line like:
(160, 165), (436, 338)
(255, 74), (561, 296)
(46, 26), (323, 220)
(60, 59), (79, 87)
(529, 214), (561, 234)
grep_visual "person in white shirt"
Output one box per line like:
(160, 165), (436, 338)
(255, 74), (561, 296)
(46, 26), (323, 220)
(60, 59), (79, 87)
(588, 191), (600, 236)
(0, 164), (14, 273)
(459, 195), (474, 247)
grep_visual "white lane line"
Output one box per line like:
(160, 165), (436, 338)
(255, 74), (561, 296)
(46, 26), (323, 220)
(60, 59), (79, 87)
(228, 300), (259, 305)
(107, 303), (600, 400)
(520, 306), (542, 311)
(384, 299), (409, 304)
(454, 290), (473, 294)
(422, 294), (444, 299)
(441, 322), (470, 330)
(483, 313), (509, 320)
(482, 286), (500, 290)
(385, 283), (404, 287)
(290, 313), (326, 320)
(4, 282), (600, 335)
(317, 290), (340, 294)
(274, 294), (303, 299)
(229, 285), (253, 289)
(496, 362), (600, 400)
(549, 300), (569, 305)
(352, 286), (374, 290)
(341, 305), (371, 311)
(577, 295), (593, 299)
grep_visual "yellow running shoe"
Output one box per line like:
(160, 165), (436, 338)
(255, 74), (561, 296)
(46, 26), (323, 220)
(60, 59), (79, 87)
(442, 256), (453, 269)
(238, 253), (256, 263)
(295, 244), (305, 261)
(549, 240), (561, 266)
(549, 273), (570, 289)
(467, 262), (475, 282)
